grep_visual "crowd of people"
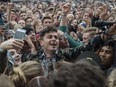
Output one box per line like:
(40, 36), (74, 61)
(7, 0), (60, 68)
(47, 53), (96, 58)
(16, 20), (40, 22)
(0, 0), (116, 87)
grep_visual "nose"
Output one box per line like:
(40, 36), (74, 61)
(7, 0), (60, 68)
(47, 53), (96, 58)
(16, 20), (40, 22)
(46, 23), (50, 26)
(100, 51), (106, 57)
(32, 32), (35, 36)
(52, 36), (56, 40)
(15, 53), (20, 57)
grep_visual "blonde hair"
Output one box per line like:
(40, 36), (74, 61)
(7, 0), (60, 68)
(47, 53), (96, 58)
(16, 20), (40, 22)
(107, 69), (116, 87)
(0, 74), (15, 87)
(83, 27), (98, 34)
(9, 61), (43, 87)
(83, 27), (98, 37)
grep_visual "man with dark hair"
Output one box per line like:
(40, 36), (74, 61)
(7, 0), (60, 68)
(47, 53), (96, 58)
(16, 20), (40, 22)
(97, 40), (115, 75)
(30, 25), (82, 78)
(41, 16), (53, 28)
(19, 11), (27, 20)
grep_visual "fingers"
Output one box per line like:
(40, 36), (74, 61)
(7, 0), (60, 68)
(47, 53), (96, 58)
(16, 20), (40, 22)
(12, 44), (22, 49)
(13, 40), (24, 47)
(11, 39), (24, 50)
(0, 39), (24, 51)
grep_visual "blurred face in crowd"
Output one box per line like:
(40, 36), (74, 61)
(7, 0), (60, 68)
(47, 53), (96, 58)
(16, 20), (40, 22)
(43, 19), (52, 27)
(108, 16), (115, 22)
(8, 49), (22, 65)
(82, 32), (91, 43)
(40, 31), (59, 52)
(96, 6), (103, 14)
(58, 30), (69, 48)
(18, 20), (26, 27)
(5, 34), (14, 40)
(20, 12), (27, 20)
(83, 13), (90, 20)
(28, 31), (36, 42)
(76, 11), (83, 19)
(34, 11), (40, 19)
(11, 11), (17, 20)
(71, 20), (77, 27)
(26, 10), (33, 17)
(3, 13), (7, 22)
(25, 17), (34, 26)
(67, 14), (74, 22)
(99, 46), (113, 66)
(0, 26), (5, 35)
(57, 10), (62, 17)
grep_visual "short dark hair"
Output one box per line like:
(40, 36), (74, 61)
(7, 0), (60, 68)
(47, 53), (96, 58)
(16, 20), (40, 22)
(50, 62), (107, 87)
(40, 26), (57, 39)
(25, 17), (32, 22)
(19, 11), (26, 16)
(41, 16), (52, 23)
(104, 39), (115, 48)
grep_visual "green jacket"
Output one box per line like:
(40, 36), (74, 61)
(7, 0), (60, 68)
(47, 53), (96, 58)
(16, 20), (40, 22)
(59, 26), (82, 48)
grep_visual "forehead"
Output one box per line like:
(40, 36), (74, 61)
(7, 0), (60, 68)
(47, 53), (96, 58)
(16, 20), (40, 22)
(18, 20), (25, 23)
(72, 20), (77, 22)
(67, 14), (74, 17)
(43, 19), (52, 22)
(44, 31), (58, 37)
(27, 11), (31, 13)
(101, 46), (113, 51)
(20, 13), (26, 15)
(83, 32), (90, 36)
(8, 49), (16, 52)
(26, 18), (32, 21)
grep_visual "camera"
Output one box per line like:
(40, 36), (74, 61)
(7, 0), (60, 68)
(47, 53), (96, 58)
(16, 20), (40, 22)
(95, 20), (116, 28)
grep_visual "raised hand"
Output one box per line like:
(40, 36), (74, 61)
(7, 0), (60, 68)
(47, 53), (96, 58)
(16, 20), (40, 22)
(62, 3), (71, 15)
(24, 35), (34, 48)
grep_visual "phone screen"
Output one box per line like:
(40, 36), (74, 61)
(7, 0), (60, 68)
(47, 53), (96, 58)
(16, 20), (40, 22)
(14, 29), (26, 40)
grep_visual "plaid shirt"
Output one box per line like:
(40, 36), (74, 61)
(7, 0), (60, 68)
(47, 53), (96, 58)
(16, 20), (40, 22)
(26, 47), (82, 78)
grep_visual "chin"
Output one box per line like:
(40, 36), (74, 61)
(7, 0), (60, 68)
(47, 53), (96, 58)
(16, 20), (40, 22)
(15, 62), (21, 65)
(51, 48), (58, 51)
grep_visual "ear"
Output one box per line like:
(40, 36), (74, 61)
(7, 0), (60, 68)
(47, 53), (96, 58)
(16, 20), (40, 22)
(40, 40), (44, 46)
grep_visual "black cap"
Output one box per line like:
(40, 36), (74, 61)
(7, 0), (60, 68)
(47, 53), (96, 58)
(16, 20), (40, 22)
(22, 26), (34, 35)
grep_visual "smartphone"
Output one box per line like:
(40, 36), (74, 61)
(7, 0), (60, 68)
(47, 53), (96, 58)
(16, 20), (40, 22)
(14, 28), (26, 40)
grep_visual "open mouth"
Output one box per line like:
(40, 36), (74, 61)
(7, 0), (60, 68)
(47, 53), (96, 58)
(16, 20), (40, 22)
(83, 38), (88, 42)
(15, 57), (21, 62)
(49, 41), (57, 46)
